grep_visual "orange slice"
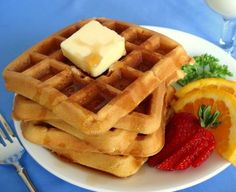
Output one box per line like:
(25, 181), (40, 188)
(173, 88), (236, 165)
(175, 78), (236, 98)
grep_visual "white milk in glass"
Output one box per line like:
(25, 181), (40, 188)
(206, 0), (236, 18)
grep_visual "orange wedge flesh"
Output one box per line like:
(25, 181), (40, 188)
(173, 88), (236, 165)
(175, 78), (236, 98)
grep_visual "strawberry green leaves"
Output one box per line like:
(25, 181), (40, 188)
(198, 105), (220, 128)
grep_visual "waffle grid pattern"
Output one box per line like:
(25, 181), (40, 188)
(4, 18), (189, 136)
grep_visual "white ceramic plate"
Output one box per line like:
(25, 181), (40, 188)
(15, 26), (235, 192)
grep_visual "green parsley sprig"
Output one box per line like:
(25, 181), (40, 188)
(177, 54), (233, 86)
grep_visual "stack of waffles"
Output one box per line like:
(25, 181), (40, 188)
(3, 18), (190, 177)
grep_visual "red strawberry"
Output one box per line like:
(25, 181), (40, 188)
(192, 138), (215, 167)
(148, 108), (216, 171)
(158, 128), (204, 170)
(148, 112), (199, 167)
(175, 129), (215, 170)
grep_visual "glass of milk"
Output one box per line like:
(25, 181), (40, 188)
(206, 0), (236, 53)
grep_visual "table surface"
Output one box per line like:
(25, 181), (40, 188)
(1, 0), (236, 191)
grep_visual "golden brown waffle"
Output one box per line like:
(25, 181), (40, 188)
(13, 70), (178, 134)
(3, 18), (190, 135)
(13, 83), (175, 157)
(21, 122), (146, 177)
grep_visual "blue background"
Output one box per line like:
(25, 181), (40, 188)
(1, 0), (236, 191)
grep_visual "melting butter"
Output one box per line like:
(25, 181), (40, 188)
(61, 20), (126, 77)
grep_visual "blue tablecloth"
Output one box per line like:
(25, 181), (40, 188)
(1, 0), (236, 191)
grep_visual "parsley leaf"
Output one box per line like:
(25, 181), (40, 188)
(177, 54), (233, 86)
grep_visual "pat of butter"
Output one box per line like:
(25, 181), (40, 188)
(61, 20), (126, 77)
